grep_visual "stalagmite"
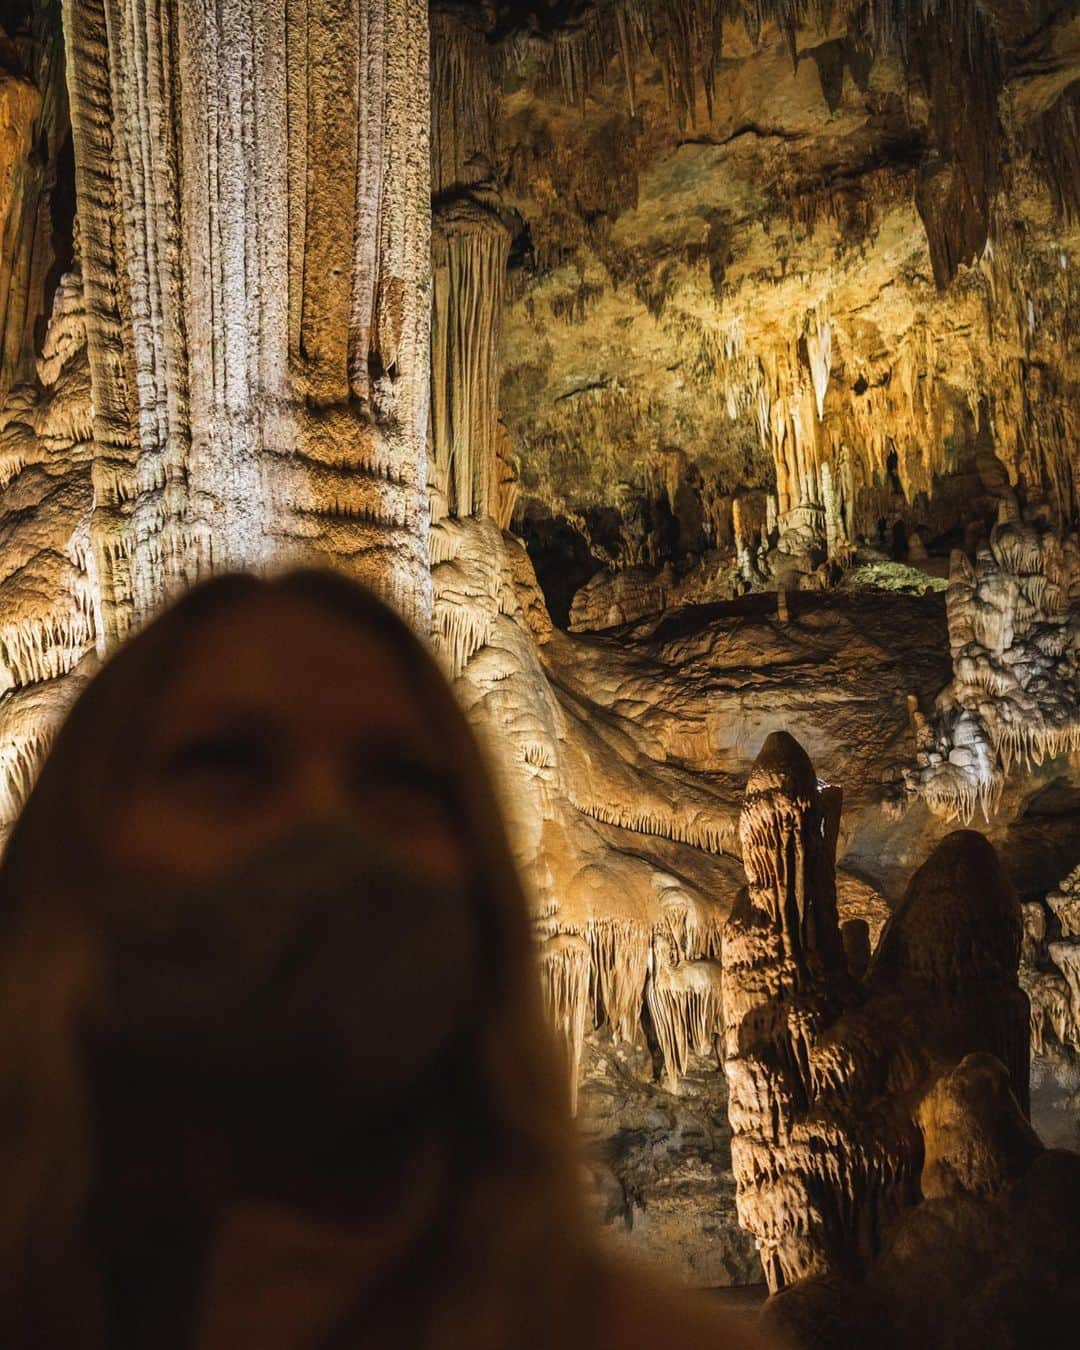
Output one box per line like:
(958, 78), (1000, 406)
(724, 731), (1029, 1292)
(912, 514), (1080, 821)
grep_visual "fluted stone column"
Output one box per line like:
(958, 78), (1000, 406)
(63, 0), (432, 642)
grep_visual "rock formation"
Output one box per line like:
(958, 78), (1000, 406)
(499, 2), (1078, 596)
(723, 730), (1029, 1290)
(1, 0), (431, 835)
(0, 0), (1078, 1290)
(0, 8), (89, 836)
(1019, 858), (1080, 1146)
(760, 1052), (1080, 1350)
(908, 507), (1080, 823)
(64, 0), (431, 639)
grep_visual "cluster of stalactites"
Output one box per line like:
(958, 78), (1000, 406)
(692, 303), (953, 570)
(500, 1), (1003, 184)
(430, 199), (511, 524)
(715, 207), (1076, 570)
(501, 0), (1080, 317)
(502, 2), (842, 126)
(430, 3), (499, 197)
(537, 903), (726, 1101)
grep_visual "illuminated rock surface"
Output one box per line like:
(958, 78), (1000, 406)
(723, 732), (1029, 1290)
(0, 0), (1078, 1295)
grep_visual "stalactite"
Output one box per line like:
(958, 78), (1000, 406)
(647, 933), (723, 1086)
(566, 790), (735, 856)
(430, 199), (510, 522)
(587, 918), (647, 1044)
(538, 931), (591, 1110)
(805, 309), (832, 421)
(498, 0), (1007, 156)
(428, 2), (512, 531)
(493, 421), (520, 531)
(911, 3), (1002, 288)
(1026, 82), (1080, 225)
(430, 3), (498, 197)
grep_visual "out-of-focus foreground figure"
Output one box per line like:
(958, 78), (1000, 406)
(0, 570), (762, 1350)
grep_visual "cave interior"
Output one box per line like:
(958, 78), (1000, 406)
(0, 0), (1079, 1342)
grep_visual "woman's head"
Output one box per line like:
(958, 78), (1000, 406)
(0, 570), (589, 1346)
(100, 579), (471, 888)
(10, 570), (491, 893)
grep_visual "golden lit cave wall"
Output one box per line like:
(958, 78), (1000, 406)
(3, 2), (1079, 1113)
(495, 1), (1079, 563)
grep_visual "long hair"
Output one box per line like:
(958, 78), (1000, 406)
(0, 570), (599, 1349)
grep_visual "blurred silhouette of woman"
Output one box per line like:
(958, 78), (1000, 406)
(0, 569), (760, 1350)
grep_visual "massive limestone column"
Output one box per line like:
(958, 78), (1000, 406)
(63, 0), (432, 642)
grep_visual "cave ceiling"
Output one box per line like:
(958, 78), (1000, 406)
(476, 1), (1080, 604)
